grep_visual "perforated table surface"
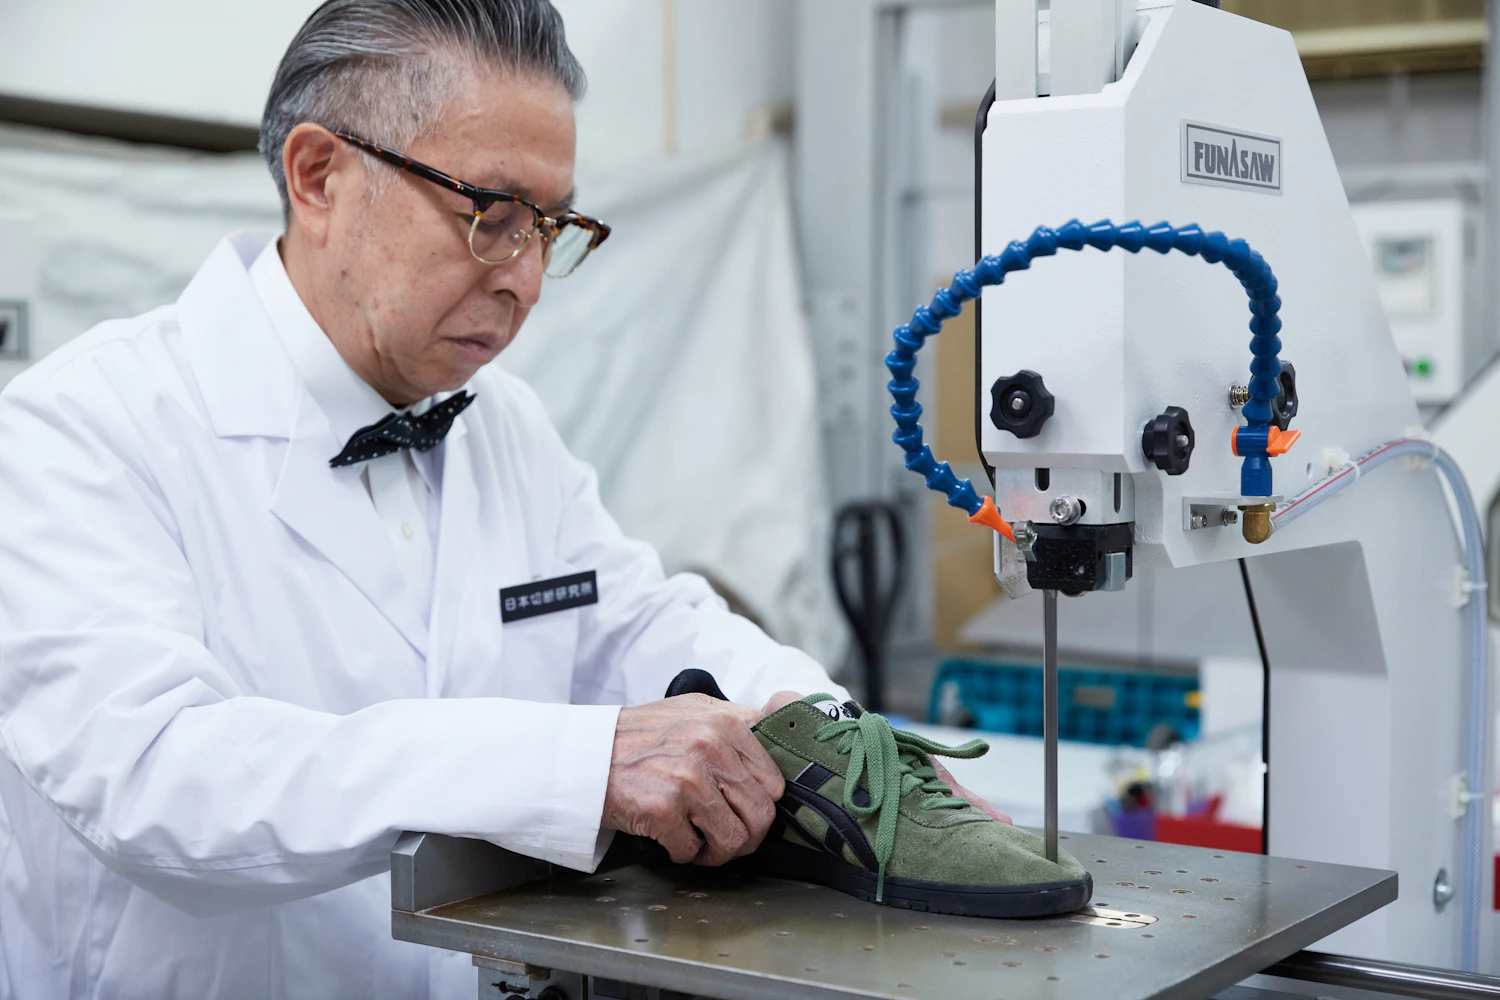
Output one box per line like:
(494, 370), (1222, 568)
(392, 832), (1395, 1000)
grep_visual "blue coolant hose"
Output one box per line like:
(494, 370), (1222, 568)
(885, 219), (1285, 532)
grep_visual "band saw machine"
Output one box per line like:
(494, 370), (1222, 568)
(388, 1), (1495, 995)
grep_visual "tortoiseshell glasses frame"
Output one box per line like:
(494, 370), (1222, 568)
(333, 130), (610, 278)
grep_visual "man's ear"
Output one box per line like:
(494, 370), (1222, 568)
(283, 124), (351, 246)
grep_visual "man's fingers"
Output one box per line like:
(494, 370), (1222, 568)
(686, 785), (752, 866)
(724, 702), (763, 726)
(717, 722), (785, 800)
(761, 690), (801, 715)
(715, 774), (778, 857)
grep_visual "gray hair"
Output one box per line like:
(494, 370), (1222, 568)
(258, 0), (585, 216)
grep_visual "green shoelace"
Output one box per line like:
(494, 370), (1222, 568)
(812, 709), (989, 902)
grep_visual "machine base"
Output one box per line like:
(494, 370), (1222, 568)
(391, 832), (1395, 1000)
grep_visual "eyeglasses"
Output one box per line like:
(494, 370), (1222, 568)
(333, 130), (610, 278)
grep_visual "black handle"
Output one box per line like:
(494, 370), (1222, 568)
(664, 668), (729, 701)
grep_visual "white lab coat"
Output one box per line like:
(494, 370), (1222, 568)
(0, 231), (847, 999)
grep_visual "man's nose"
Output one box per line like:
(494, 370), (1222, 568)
(485, 232), (547, 307)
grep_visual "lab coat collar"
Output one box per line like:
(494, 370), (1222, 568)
(177, 231), (298, 440)
(248, 239), (392, 448)
(177, 232), (431, 655)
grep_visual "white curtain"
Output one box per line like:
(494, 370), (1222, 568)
(506, 142), (843, 666)
(0, 125), (845, 668)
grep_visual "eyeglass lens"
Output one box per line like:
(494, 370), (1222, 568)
(470, 201), (538, 264)
(545, 223), (594, 278)
(471, 202), (595, 278)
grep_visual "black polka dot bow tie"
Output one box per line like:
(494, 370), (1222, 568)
(328, 391), (477, 468)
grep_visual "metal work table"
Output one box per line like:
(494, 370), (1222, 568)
(391, 831), (1396, 1000)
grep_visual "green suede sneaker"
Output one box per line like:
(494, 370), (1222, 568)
(750, 694), (1092, 918)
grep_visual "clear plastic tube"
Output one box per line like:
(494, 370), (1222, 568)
(1273, 439), (1488, 971)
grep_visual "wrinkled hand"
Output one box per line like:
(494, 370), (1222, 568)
(603, 694), (786, 865)
(931, 758), (1012, 824)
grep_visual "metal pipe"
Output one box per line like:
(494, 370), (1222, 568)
(1043, 589), (1059, 862)
(1265, 950), (1500, 999)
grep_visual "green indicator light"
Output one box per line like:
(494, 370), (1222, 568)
(1414, 358), (1433, 377)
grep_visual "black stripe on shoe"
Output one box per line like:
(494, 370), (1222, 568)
(778, 782), (880, 872)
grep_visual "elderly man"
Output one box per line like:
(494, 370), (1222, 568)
(0, 1), (849, 996)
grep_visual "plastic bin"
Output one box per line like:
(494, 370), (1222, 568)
(928, 658), (1200, 748)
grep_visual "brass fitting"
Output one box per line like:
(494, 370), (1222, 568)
(1238, 503), (1275, 544)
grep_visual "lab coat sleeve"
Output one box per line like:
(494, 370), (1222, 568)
(0, 360), (619, 916)
(507, 380), (849, 710)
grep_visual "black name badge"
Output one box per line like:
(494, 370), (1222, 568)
(500, 570), (599, 623)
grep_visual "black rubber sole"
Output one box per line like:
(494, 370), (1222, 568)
(754, 839), (1094, 919)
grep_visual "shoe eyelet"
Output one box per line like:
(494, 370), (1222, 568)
(789, 721), (796, 729)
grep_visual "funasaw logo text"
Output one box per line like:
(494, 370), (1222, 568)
(1192, 138), (1276, 185)
(1181, 122), (1281, 193)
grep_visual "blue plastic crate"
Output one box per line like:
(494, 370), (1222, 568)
(927, 658), (1200, 748)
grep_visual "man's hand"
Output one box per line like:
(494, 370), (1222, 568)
(603, 694), (785, 865)
(931, 758), (1012, 824)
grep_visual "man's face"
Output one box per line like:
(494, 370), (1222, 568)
(328, 68), (576, 404)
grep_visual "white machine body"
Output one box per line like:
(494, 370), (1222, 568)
(981, 0), (1487, 967)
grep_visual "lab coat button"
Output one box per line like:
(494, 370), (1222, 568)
(401, 522), (414, 539)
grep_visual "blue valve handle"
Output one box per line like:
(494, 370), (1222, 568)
(886, 219), (1285, 509)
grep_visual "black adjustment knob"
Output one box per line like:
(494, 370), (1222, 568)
(1142, 406), (1195, 476)
(989, 370), (1055, 439)
(1271, 360), (1298, 431)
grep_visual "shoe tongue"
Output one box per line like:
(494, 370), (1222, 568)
(801, 694), (864, 722)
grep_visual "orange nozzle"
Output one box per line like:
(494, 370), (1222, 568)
(969, 496), (1015, 543)
(1266, 427), (1300, 456)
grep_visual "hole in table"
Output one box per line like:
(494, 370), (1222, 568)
(954, 961), (967, 966)
(634, 938), (649, 943)
(941, 952), (960, 958)
(689, 892), (709, 899)
(1115, 882), (1135, 887)
(1037, 946), (1059, 953)
(805, 967), (819, 973)
(596, 897), (616, 902)
(1106, 922), (1121, 927)
(1096, 954), (1110, 959)
(1223, 897), (1236, 902)
(1173, 890), (1192, 895)
(1048, 976), (1061, 981)
(912, 925), (930, 931)
(717, 952), (731, 958)
(776, 931), (791, 937)
(1183, 914), (1198, 919)
(1003, 962), (1023, 968)
(753, 901), (766, 906)
(648, 905), (667, 911)
(696, 919), (709, 925)
(1296, 865), (1308, 869)
(862, 945), (875, 952)
(977, 937), (997, 943)
(1200, 877), (1219, 883)
(831, 913), (846, 918)
(1144, 870), (1162, 875)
